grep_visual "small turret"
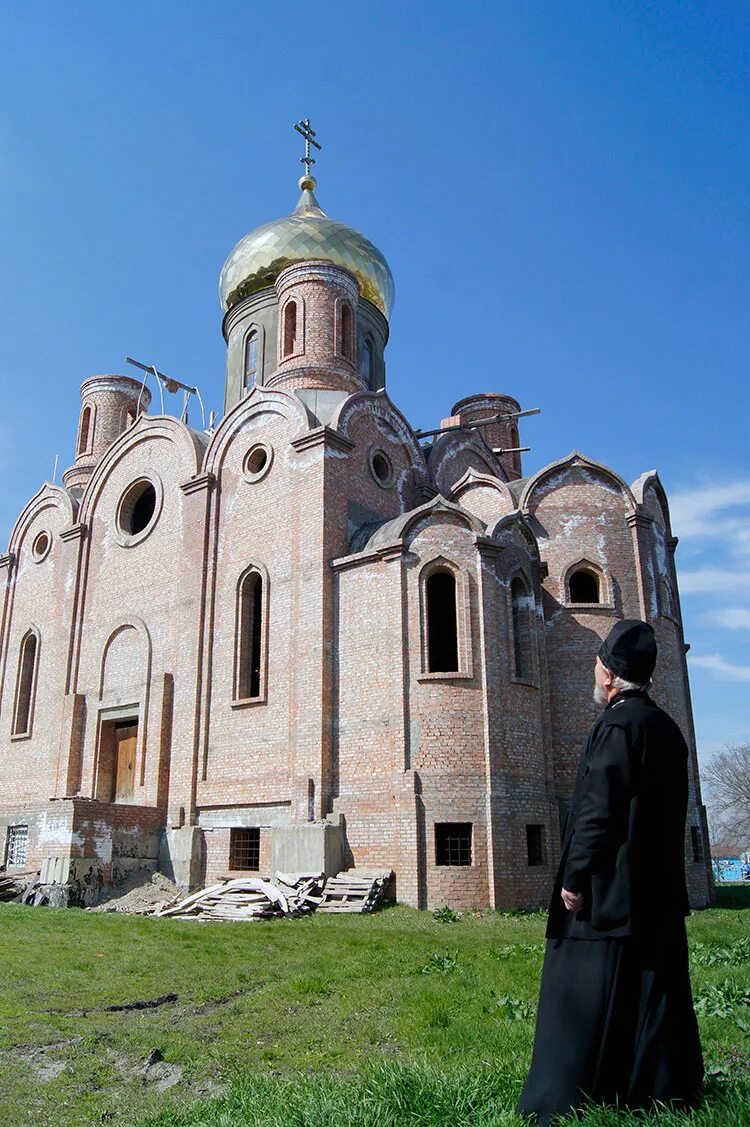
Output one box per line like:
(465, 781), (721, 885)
(62, 375), (151, 492)
(445, 394), (524, 481)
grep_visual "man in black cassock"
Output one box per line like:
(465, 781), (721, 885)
(517, 619), (704, 1124)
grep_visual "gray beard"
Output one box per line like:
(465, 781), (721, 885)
(593, 683), (608, 708)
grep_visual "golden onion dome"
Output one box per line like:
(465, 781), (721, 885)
(219, 176), (395, 318)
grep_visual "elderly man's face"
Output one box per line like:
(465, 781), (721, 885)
(593, 656), (611, 707)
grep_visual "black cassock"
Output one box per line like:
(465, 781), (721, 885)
(517, 690), (704, 1125)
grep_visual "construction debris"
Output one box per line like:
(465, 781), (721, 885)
(151, 869), (391, 923)
(0, 869), (38, 901)
(317, 870), (391, 913)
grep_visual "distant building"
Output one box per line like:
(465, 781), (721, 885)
(0, 148), (714, 909)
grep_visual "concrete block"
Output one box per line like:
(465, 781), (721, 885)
(159, 826), (203, 889)
(271, 816), (344, 878)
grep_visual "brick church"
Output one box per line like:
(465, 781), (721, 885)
(0, 138), (713, 910)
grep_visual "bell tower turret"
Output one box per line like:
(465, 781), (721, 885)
(62, 375), (150, 493)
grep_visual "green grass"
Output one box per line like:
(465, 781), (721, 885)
(0, 888), (747, 1126)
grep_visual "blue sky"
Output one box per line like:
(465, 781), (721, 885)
(1, 2), (748, 766)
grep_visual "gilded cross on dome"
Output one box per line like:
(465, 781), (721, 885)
(293, 118), (321, 185)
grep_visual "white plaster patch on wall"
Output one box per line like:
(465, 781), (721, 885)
(90, 819), (114, 864)
(38, 810), (85, 851)
(579, 468), (621, 495)
(557, 514), (587, 539)
(288, 446), (323, 473)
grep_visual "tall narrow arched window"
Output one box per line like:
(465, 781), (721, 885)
(340, 303), (354, 361)
(283, 301), (298, 358)
(569, 568), (600, 604)
(362, 337), (374, 384)
(511, 577), (533, 681)
(78, 406), (92, 455)
(426, 570), (459, 673)
(236, 570), (264, 700)
(244, 329), (259, 389)
(12, 631), (39, 737)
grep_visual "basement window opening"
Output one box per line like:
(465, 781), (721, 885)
(229, 827), (260, 871)
(6, 824), (29, 867)
(435, 822), (472, 867)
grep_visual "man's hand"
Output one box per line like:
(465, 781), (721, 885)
(561, 887), (584, 912)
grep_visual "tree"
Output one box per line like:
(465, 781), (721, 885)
(702, 743), (750, 845)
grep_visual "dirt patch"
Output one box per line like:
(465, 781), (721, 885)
(3, 1037), (82, 1083)
(89, 871), (180, 915)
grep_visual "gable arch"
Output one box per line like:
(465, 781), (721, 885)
(78, 414), (205, 527)
(520, 451), (637, 516)
(485, 510), (541, 562)
(330, 390), (429, 477)
(203, 386), (310, 479)
(8, 484), (77, 557)
(449, 469), (516, 522)
(631, 470), (673, 536)
(429, 429), (508, 498)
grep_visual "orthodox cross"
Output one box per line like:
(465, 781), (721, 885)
(294, 118), (321, 177)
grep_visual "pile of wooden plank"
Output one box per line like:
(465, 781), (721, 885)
(316, 870), (390, 914)
(151, 868), (392, 923)
(155, 877), (289, 922)
(0, 869), (38, 902)
(274, 871), (325, 914)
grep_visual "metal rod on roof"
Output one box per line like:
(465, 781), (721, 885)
(414, 407), (540, 441)
(125, 357), (198, 395)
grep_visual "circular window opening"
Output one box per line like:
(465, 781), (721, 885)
(32, 531), (50, 561)
(119, 480), (157, 536)
(243, 443), (273, 482)
(370, 449), (394, 488)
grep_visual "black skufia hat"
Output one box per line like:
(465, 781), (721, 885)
(598, 619), (657, 683)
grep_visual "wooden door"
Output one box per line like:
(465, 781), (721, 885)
(113, 725), (137, 803)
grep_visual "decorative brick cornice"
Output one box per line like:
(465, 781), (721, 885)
(291, 427), (356, 454)
(180, 472), (217, 496)
(667, 536), (679, 553)
(60, 523), (87, 543)
(625, 510), (653, 529)
(330, 542), (406, 572)
(474, 537), (502, 559)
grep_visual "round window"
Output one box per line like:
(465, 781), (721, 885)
(369, 448), (394, 488)
(118, 479), (157, 537)
(31, 531), (51, 562)
(243, 443), (273, 482)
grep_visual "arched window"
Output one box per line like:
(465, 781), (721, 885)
(78, 405), (92, 455)
(362, 337), (374, 384)
(511, 576), (533, 680)
(236, 570), (264, 700)
(426, 570), (459, 673)
(340, 303), (354, 361)
(122, 405), (136, 430)
(12, 631), (39, 737)
(569, 568), (600, 604)
(244, 329), (259, 389)
(510, 425), (519, 451)
(283, 301), (298, 358)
